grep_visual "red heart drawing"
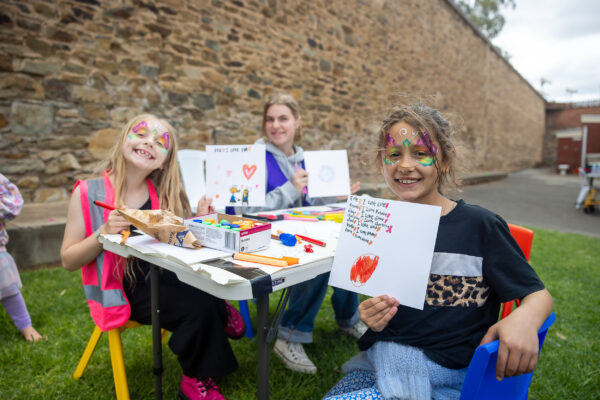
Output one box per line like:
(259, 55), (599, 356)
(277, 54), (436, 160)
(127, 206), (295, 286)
(243, 164), (257, 180)
(226, 170), (232, 176)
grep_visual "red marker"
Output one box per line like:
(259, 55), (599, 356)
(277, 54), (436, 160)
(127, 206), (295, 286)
(93, 200), (116, 210)
(295, 234), (326, 247)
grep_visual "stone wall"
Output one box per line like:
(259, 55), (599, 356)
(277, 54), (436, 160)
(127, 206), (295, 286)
(0, 0), (545, 202)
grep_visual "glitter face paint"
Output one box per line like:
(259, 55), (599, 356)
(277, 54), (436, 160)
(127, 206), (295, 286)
(382, 131), (437, 167)
(416, 132), (438, 156)
(129, 120), (170, 154)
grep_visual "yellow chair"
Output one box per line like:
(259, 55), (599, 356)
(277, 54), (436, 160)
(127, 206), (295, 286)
(73, 321), (169, 400)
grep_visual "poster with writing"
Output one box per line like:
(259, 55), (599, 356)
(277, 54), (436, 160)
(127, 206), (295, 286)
(329, 195), (441, 310)
(304, 150), (350, 198)
(205, 144), (266, 208)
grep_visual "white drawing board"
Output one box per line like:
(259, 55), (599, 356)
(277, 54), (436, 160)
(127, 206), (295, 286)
(205, 144), (266, 208)
(304, 150), (350, 198)
(328, 195), (441, 310)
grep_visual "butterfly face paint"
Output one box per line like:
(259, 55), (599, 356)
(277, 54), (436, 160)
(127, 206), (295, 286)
(382, 131), (438, 167)
(129, 120), (170, 154)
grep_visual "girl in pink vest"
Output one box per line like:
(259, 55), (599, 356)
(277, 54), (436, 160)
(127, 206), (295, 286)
(61, 114), (243, 400)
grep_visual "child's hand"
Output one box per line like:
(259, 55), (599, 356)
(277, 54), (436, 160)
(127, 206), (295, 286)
(336, 180), (361, 200)
(358, 295), (400, 332)
(479, 310), (540, 381)
(292, 168), (308, 194)
(196, 195), (215, 215)
(101, 209), (130, 235)
(350, 180), (360, 195)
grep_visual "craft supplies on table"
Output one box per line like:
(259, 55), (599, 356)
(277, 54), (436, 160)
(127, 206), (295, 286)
(185, 213), (271, 253)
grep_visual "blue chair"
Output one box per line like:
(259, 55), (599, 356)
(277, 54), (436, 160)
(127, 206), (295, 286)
(460, 311), (556, 400)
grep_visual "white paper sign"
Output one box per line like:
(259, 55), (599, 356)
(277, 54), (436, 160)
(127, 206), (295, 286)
(304, 150), (350, 198)
(206, 144), (266, 208)
(328, 195), (441, 310)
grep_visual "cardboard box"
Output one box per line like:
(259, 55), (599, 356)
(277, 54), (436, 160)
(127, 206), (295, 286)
(184, 213), (271, 253)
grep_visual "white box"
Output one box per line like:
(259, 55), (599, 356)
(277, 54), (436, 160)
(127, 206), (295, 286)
(184, 213), (271, 253)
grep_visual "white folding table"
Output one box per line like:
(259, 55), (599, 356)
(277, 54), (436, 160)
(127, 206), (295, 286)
(101, 235), (334, 400)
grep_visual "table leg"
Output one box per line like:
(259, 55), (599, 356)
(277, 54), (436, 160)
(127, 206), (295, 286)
(256, 294), (270, 400)
(150, 264), (163, 400)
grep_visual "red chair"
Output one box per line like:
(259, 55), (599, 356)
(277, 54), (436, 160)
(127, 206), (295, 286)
(500, 224), (534, 319)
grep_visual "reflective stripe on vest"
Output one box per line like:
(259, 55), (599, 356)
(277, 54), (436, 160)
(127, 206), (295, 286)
(82, 178), (128, 308)
(76, 172), (159, 331)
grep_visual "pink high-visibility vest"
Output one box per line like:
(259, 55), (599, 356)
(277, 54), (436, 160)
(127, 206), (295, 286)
(74, 171), (159, 331)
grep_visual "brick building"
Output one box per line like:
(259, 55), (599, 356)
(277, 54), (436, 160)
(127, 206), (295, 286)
(547, 101), (600, 173)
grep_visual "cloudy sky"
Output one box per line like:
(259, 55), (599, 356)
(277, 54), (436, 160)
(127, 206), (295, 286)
(492, 0), (600, 103)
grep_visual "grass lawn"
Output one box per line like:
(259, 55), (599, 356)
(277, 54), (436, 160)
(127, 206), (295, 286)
(0, 227), (598, 399)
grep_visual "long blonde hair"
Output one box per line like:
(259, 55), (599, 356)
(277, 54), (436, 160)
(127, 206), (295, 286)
(100, 114), (192, 284)
(101, 113), (191, 217)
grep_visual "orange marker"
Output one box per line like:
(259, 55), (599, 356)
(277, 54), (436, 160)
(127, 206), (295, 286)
(234, 253), (288, 267)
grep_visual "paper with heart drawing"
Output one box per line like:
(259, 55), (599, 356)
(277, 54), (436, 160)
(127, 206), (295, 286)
(205, 144), (266, 208)
(303, 150), (350, 198)
(328, 195), (441, 310)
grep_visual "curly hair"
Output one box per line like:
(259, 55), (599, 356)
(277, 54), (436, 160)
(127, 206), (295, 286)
(376, 104), (459, 193)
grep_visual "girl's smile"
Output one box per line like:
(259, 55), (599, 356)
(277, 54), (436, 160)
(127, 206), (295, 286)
(133, 148), (155, 160)
(123, 118), (169, 172)
(381, 121), (447, 207)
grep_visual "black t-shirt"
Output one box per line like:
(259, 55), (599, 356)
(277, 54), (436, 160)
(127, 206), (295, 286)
(357, 199), (545, 369)
(122, 198), (152, 285)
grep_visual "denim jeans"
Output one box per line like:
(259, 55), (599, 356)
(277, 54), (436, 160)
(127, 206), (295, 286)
(277, 271), (360, 343)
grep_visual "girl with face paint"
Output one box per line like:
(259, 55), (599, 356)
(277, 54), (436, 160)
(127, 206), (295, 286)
(61, 114), (242, 400)
(323, 104), (553, 400)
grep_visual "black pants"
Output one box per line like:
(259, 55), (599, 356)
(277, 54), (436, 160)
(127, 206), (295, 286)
(124, 261), (238, 378)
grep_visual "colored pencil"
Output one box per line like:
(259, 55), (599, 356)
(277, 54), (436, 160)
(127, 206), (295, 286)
(93, 200), (116, 210)
(295, 234), (326, 247)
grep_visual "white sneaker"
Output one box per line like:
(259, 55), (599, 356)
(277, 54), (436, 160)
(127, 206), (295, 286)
(273, 339), (317, 374)
(339, 321), (368, 339)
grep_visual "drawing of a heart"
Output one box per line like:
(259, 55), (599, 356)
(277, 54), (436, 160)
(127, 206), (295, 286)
(243, 164), (257, 180)
(350, 254), (379, 287)
(226, 170), (232, 176)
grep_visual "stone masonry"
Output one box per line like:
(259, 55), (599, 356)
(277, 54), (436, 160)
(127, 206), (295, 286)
(0, 0), (545, 203)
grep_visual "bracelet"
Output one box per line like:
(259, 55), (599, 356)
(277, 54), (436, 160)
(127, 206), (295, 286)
(95, 228), (102, 244)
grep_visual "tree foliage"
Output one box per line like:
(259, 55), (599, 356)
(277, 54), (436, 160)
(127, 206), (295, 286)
(456, 0), (516, 40)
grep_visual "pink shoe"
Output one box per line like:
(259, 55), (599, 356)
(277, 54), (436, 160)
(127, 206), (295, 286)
(224, 300), (246, 339)
(179, 375), (225, 400)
